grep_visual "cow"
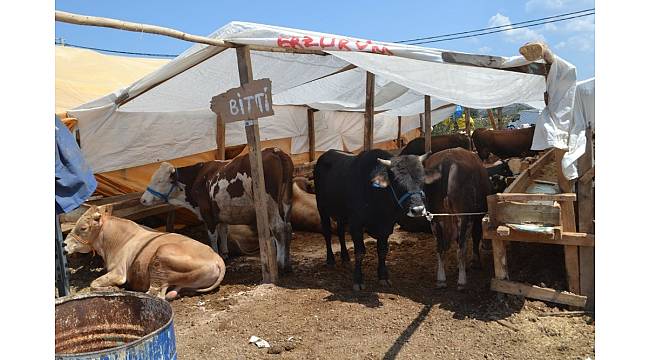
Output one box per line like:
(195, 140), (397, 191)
(399, 133), (471, 156)
(292, 176), (336, 233)
(471, 126), (538, 161)
(422, 148), (491, 290)
(314, 149), (430, 291)
(64, 205), (225, 300)
(140, 148), (294, 272)
(485, 159), (514, 194)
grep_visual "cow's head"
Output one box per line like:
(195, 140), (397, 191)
(372, 154), (433, 217)
(471, 129), (491, 160)
(141, 162), (180, 206)
(64, 205), (112, 255)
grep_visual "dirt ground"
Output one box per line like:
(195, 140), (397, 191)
(66, 224), (595, 360)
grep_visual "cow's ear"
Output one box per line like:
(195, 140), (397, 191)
(424, 168), (442, 184)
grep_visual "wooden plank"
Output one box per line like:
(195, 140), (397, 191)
(487, 109), (497, 130)
(497, 107), (503, 129)
(424, 96), (432, 153)
(496, 193), (576, 202)
(216, 114), (225, 160)
(307, 108), (316, 162)
(491, 279), (587, 308)
(528, 148), (556, 178)
(559, 199), (580, 296)
(555, 149), (573, 193)
(494, 201), (561, 226)
(483, 228), (594, 247)
(577, 126), (595, 310)
(504, 168), (530, 193)
(236, 46), (278, 284)
(363, 72), (375, 151)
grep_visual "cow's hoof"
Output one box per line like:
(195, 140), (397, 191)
(352, 283), (366, 292)
(457, 283), (466, 291)
(341, 253), (351, 263)
(435, 281), (447, 289)
(470, 260), (482, 270)
(326, 260), (335, 267)
(378, 279), (392, 287)
(165, 290), (179, 301)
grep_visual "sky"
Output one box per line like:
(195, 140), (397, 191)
(54, 0), (595, 80)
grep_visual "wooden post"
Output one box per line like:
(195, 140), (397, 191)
(577, 126), (595, 310)
(216, 114), (225, 160)
(487, 109), (498, 130)
(497, 107), (503, 129)
(363, 72), (375, 151)
(419, 113), (424, 136)
(307, 108), (316, 162)
(397, 115), (402, 147)
(424, 96), (432, 153)
(235, 46), (278, 283)
(555, 149), (579, 296)
(464, 108), (472, 136)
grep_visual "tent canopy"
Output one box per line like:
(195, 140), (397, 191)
(68, 21), (557, 174)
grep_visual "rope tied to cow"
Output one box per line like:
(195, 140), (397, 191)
(423, 210), (487, 221)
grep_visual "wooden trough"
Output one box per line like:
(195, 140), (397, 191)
(483, 147), (595, 308)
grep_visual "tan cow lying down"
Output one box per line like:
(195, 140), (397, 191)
(64, 205), (225, 301)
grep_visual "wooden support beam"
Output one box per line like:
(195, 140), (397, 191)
(419, 113), (424, 136)
(577, 126), (595, 310)
(493, 201), (561, 226)
(487, 109), (498, 130)
(364, 72), (375, 151)
(497, 107), (503, 129)
(559, 198), (580, 296)
(236, 46), (278, 284)
(487, 197), (509, 280)
(491, 279), (587, 308)
(424, 96), (432, 153)
(216, 114), (225, 160)
(307, 108), (316, 162)
(397, 116), (402, 147)
(483, 228), (594, 247)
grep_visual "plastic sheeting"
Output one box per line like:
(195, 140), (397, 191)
(531, 55), (592, 180)
(69, 21), (553, 173)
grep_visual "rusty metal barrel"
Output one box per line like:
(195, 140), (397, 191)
(55, 291), (176, 359)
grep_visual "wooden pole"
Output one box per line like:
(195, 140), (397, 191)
(397, 116), (402, 147)
(487, 109), (498, 130)
(419, 113), (424, 136)
(235, 46), (278, 284)
(307, 108), (316, 162)
(497, 107), (503, 129)
(363, 72), (375, 151)
(577, 126), (595, 310)
(555, 149), (579, 296)
(216, 114), (225, 160)
(424, 96), (432, 153)
(464, 107), (472, 136)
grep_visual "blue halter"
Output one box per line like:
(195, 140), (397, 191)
(372, 181), (425, 209)
(146, 171), (178, 203)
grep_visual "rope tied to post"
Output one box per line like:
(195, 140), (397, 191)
(423, 209), (487, 221)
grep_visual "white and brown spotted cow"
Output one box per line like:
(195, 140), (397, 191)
(140, 148), (294, 272)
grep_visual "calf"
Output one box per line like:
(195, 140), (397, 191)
(471, 126), (538, 160)
(140, 148), (294, 272)
(422, 148), (491, 289)
(485, 159), (514, 194)
(64, 205), (225, 300)
(315, 149), (430, 290)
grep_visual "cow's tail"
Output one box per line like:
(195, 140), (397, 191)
(195, 256), (226, 293)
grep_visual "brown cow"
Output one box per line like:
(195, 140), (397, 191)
(422, 148), (491, 289)
(471, 126), (538, 161)
(399, 133), (471, 156)
(140, 148), (294, 272)
(64, 205), (225, 300)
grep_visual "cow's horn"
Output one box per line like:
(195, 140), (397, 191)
(377, 158), (392, 166)
(92, 212), (101, 220)
(418, 153), (429, 163)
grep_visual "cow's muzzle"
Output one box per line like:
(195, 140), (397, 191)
(407, 205), (425, 218)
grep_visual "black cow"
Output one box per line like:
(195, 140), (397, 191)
(314, 149), (430, 290)
(485, 160), (514, 194)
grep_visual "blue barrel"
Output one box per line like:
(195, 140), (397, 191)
(55, 291), (177, 360)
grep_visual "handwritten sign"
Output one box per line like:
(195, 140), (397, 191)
(210, 78), (274, 123)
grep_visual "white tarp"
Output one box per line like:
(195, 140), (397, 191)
(69, 21), (556, 173)
(531, 55), (592, 180)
